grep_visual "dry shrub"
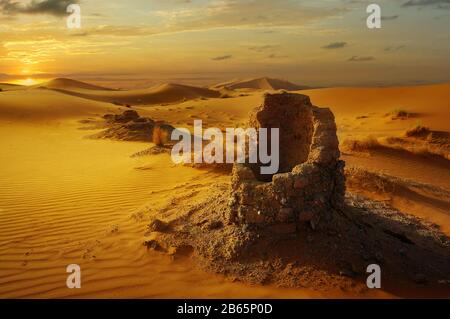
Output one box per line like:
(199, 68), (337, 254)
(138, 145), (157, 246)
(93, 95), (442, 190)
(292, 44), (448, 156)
(387, 108), (411, 119)
(384, 127), (449, 159)
(346, 166), (450, 198)
(343, 133), (449, 161)
(341, 136), (381, 153)
(345, 167), (396, 194)
(405, 125), (430, 138)
(152, 126), (168, 147)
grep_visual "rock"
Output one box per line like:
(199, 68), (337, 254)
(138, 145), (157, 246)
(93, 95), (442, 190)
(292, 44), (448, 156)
(339, 269), (355, 278)
(143, 240), (164, 251)
(375, 252), (384, 263)
(148, 219), (169, 232)
(397, 247), (407, 256)
(294, 177), (308, 189)
(268, 223), (296, 235)
(115, 110), (139, 122)
(298, 211), (315, 222)
(207, 220), (224, 230)
(93, 110), (174, 142)
(168, 245), (194, 259)
(229, 92), (345, 234)
(277, 208), (294, 223)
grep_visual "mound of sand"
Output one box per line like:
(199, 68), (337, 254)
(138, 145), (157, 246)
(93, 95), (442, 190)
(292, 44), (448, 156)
(0, 83), (26, 92)
(46, 82), (221, 106)
(38, 78), (116, 91)
(144, 183), (450, 296)
(213, 77), (308, 91)
(0, 88), (121, 121)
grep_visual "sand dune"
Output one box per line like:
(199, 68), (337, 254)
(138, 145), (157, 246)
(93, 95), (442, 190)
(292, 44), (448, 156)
(213, 77), (308, 91)
(301, 83), (450, 133)
(0, 88), (121, 121)
(0, 80), (449, 298)
(45, 81), (221, 106)
(0, 83), (26, 92)
(37, 78), (116, 91)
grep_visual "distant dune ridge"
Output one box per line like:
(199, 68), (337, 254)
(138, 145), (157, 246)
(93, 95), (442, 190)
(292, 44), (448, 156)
(38, 78), (116, 91)
(212, 77), (309, 91)
(0, 83), (25, 91)
(38, 79), (221, 106)
(1, 77), (308, 107)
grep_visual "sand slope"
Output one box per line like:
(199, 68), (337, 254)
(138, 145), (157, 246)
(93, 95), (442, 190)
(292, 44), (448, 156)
(0, 88), (121, 121)
(46, 81), (221, 106)
(37, 78), (116, 91)
(0, 123), (347, 298)
(0, 83), (27, 92)
(213, 77), (308, 91)
(301, 83), (450, 133)
(0, 80), (449, 298)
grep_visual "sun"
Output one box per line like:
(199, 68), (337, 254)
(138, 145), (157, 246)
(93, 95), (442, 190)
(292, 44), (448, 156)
(21, 78), (38, 86)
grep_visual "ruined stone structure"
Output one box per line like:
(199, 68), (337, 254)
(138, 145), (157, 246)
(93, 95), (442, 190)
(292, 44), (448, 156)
(229, 92), (345, 234)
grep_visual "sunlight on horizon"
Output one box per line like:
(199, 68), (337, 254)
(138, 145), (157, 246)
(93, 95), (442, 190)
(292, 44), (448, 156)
(11, 78), (46, 86)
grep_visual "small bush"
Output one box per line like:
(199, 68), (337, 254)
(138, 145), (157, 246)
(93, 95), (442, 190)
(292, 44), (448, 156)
(405, 125), (430, 138)
(152, 126), (168, 147)
(341, 136), (380, 152)
(386, 108), (413, 119)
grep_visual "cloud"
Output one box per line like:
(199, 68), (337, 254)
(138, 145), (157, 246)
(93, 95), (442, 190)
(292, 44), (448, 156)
(157, 0), (346, 32)
(0, 0), (79, 17)
(381, 15), (399, 20)
(69, 32), (88, 37)
(267, 53), (288, 59)
(348, 56), (375, 62)
(384, 45), (405, 52)
(322, 42), (347, 49)
(77, 25), (156, 37)
(211, 55), (232, 61)
(248, 45), (279, 52)
(402, 0), (450, 6)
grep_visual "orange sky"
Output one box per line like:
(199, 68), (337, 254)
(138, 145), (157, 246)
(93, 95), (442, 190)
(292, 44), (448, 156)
(1, 0), (449, 87)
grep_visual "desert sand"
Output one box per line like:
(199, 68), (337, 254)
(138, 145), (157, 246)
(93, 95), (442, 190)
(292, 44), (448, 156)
(212, 77), (309, 91)
(0, 78), (448, 298)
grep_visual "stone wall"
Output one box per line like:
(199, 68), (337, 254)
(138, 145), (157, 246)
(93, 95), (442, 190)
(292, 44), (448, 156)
(229, 92), (345, 234)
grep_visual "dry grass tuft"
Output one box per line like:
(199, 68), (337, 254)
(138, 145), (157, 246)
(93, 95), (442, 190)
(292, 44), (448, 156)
(405, 125), (431, 138)
(387, 108), (412, 119)
(341, 136), (381, 153)
(342, 131), (449, 161)
(345, 166), (450, 197)
(152, 126), (168, 147)
(345, 167), (396, 194)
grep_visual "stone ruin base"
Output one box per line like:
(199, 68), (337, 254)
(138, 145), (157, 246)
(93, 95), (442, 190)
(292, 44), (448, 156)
(228, 92), (346, 234)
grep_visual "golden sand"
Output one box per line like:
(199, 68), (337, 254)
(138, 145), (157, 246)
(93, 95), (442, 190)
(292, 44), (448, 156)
(0, 80), (448, 298)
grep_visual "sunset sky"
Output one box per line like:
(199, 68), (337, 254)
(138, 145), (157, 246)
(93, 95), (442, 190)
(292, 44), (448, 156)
(1, 0), (449, 87)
